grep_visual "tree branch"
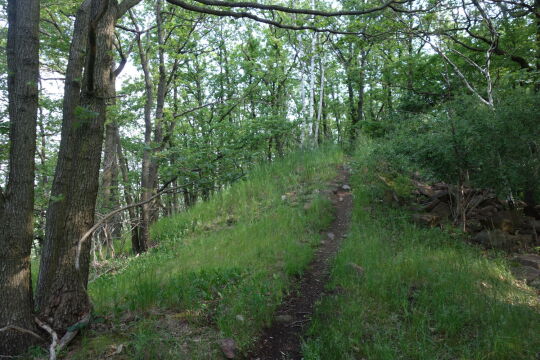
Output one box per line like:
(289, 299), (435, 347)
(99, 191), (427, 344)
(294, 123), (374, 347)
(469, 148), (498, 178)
(166, 0), (366, 35)
(75, 182), (195, 269)
(187, 0), (408, 16)
(117, 0), (144, 19)
(0, 325), (44, 342)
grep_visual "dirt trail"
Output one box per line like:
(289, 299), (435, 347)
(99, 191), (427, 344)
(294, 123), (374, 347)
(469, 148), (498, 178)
(247, 166), (353, 360)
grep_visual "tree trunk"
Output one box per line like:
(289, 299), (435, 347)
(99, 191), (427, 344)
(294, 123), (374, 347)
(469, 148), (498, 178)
(36, 0), (119, 333)
(101, 119), (121, 253)
(116, 128), (141, 253)
(136, 0), (167, 252)
(346, 74), (356, 141)
(315, 60), (325, 144)
(0, 0), (40, 355)
(352, 51), (367, 143)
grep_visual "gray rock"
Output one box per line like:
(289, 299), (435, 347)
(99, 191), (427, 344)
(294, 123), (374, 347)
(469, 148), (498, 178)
(412, 213), (440, 227)
(514, 254), (540, 269)
(342, 184), (351, 191)
(510, 266), (540, 284)
(473, 230), (511, 249)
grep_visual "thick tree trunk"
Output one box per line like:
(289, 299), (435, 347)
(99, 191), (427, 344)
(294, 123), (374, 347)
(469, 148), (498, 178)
(0, 0), (40, 355)
(36, 0), (119, 333)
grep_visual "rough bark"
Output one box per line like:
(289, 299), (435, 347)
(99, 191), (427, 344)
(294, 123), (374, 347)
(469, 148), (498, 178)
(0, 0), (40, 355)
(36, 0), (119, 333)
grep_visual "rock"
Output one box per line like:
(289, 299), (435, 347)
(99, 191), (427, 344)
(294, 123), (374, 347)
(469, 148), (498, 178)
(235, 314), (245, 322)
(465, 219), (483, 233)
(327, 232), (335, 240)
(430, 202), (452, 219)
(472, 230), (514, 250)
(510, 266), (540, 285)
(275, 314), (293, 323)
(281, 195), (287, 201)
(482, 210), (521, 233)
(412, 213), (440, 227)
(346, 262), (364, 276)
(219, 338), (236, 359)
(120, 311), (136, 323)
(341, 184), (351, 191)
(513, 254), (540, 269)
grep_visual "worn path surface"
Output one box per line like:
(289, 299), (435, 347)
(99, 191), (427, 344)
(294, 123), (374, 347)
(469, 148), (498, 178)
(247, 166), (353, 360)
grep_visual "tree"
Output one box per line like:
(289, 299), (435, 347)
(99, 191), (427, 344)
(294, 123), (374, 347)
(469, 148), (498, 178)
(0, 0), (41, 355)
(36, 0), (142, 333)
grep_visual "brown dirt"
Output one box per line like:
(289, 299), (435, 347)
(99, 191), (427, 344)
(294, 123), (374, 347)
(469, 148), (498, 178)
(246, 166), (353, 360)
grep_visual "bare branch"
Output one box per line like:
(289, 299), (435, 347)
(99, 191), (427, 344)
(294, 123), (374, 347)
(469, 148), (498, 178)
(117, 0), (144, 19)
(166, 0), (365, 35)
(173, 99), (232, 119)
(34, 318), (58, 360)
(75, 182), (195, 269)
(35, 314), (91, 360)
(0, 325), (45, 342)
(186, 0), (409, 16)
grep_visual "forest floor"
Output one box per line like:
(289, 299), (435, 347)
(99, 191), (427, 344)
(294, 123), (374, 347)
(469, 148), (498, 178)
(25, 146), (540, 360)
(48, 147), (346, 360)
(247, 167), (353, 360)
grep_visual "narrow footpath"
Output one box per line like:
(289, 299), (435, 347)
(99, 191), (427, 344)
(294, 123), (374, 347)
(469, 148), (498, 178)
(247, 166), (353, 360)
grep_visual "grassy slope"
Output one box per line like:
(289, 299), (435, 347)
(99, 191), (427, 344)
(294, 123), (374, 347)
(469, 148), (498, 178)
(302, 140), (540, 360)
(65, 147), (343, 359)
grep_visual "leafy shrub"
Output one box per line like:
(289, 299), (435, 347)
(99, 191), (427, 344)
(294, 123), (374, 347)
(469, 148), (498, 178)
(369, 89), (540, 201)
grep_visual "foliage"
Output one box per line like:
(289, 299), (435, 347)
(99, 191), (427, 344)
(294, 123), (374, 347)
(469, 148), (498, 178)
(368, 90), (540, 199)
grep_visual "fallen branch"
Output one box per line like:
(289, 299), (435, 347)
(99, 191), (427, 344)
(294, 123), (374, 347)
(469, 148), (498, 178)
(35, 313), (91, 360)
(0, 325), (44, 341)
(34, 318), (58, 360)
(75, 182), (193, 270)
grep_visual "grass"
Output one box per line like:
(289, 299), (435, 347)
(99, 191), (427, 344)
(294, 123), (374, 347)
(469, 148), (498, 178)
(65, 146), (343, 359)
(302, 139), (540, 360)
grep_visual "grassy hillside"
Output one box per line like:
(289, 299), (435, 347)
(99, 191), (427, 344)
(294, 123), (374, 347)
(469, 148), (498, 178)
(302, 139), (540, 360)
(64, 147), (343, 359)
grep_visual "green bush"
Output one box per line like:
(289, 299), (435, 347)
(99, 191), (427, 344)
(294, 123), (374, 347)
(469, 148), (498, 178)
(370, 89), (540, 200)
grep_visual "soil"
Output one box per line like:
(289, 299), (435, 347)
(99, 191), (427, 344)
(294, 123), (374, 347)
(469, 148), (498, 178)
(246, 166), (353, 360)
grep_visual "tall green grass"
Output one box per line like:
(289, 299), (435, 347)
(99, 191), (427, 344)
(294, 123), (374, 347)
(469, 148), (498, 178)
(302, 139), (540, 360)
(74, 146), (343, 359)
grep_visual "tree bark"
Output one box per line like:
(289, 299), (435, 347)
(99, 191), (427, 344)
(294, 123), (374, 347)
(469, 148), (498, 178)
(101, 117), (121, 255)
(134, 0), (167, 252)
(36, 0), (120, 333)
(115, 128), (141, 253)
(0, 0), (40, 355)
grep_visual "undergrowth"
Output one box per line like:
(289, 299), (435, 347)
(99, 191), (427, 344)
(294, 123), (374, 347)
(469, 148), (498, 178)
(302, 139), (540, 360)
(67, 146), (343, 359)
